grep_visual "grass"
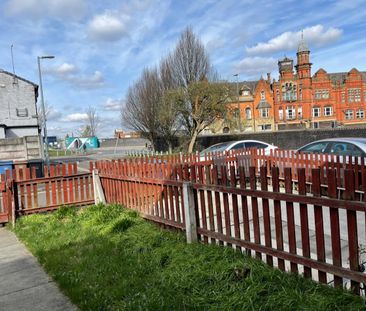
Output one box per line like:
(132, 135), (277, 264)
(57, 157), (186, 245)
(14, 204), (365, 311)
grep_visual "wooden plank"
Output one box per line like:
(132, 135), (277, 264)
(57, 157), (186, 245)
(212, 166), (223, 245)
(205, 164), (215, 243)
(25, 168), (32, 209)
(239, 166), (250, 254)
(285, 167), (298, 274)
(297, 168), (311, 278)
(344, 169), (360, 294)
(199, 165), (208, 243)
(260, 166), (272, 266)
(230, 165), (240, 250)
(312, 168), (326, 283)
(250, 166), (261, 259)
(221, 165), (231, 246)
(68, 164), (74, 203)
(62, 165), (68, 204)
(327, 168), (342, 287)
(272, 166), (284, 271)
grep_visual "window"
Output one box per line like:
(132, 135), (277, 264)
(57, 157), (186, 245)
(312, 107), (321, 117)
(258, 125), (272, 131)
(260, 90), (265, 100)
(299, 88), (302, 100)
(261, 108), (269, 118)
(281, 82), (297, 101)
(298, 106), (302, 119)
(329, 142), (364, 157)
(324, 106), (333, 116)
(245, 108), (252, 120)
(16, 108), (28, 117)
(364, 91), (366, 101)
(242, 90), (249, 96)
(345, 109), (354, 120)
(278, 107), (283, 120)
(245, 142), (268, 148)
(276, 90), (280, 102)
(299, 141), (329, 153)
(356, 109), (364, 119)
(341, 92), (345, 103)
(314, 89), (329, 99)
(231, 142), (245, 150)
(286, 106), (295, 120)
(348, 88), (361, 102)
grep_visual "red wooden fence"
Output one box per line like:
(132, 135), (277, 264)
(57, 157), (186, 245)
(96, 158), (366, 294)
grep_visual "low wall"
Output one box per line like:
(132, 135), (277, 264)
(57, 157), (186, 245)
(0, 135), (41, 161)
(197, 127), (366, 150)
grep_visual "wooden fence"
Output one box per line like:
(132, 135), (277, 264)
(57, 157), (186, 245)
(95, 158), (366, 295)
(0, 163), (94, 219)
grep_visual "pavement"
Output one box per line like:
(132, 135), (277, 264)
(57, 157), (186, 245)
(0, 227), (77, 311)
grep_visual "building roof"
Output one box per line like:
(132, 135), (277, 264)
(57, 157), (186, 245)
(256, 100), (271, 109)
(327, 71), (366, 85)
(0, 69), (38, 87)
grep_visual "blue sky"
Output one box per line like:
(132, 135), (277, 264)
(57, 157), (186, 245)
(1, 0), (365, 137)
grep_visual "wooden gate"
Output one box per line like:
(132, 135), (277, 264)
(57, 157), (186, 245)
(0, 172), (12, 224)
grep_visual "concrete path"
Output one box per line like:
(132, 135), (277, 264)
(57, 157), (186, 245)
(0, 227), (77, 311)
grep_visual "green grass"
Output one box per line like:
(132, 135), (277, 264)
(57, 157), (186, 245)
(14, 204), (365, 311)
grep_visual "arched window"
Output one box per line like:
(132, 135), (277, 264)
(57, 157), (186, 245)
(245, 108), (252, 120)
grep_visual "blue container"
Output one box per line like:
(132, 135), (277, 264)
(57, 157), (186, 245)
(0, 161), (13, 177)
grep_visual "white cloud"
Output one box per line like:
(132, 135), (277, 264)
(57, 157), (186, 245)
(5, 0), (86, 20)
(88, 11), (129, 41)
(234, 57), (277, 79)
(45, 64), (105, 89)
(45, 63), (77, 76)
(63, 113), (88, 122)
(247, 25), (342, 54)
(102, 98), (123, 111)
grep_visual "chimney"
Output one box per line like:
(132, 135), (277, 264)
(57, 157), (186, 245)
(267, 73), (271, 82)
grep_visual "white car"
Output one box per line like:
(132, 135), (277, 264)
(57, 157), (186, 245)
(200, 140), (278, 160)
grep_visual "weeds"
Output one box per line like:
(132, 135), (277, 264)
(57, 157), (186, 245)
(14, 204), (365, 311)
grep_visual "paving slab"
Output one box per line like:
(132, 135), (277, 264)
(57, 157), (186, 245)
(0, 227), (77, 311)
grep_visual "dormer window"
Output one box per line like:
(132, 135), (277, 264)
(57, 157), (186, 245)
(242, 90), (250, 96)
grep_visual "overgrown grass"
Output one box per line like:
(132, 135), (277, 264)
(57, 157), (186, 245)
(14, 204), (364, 310)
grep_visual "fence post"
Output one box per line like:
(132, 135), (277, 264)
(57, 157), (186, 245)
(183, 181), (197, 243)
(92, 169), (106, 205)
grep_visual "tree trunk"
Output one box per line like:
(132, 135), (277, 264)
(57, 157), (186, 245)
(187, 129), (199, 153)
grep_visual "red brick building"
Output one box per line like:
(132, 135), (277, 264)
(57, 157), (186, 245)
(226, 38), (366, 133)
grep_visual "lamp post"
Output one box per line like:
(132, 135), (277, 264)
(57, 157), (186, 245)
(233, 73), (241, 132)
(37, 55), (55, 170)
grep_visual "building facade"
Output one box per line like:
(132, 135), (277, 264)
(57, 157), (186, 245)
(225, 39), (366, 133)
(0, 69), (39, 139)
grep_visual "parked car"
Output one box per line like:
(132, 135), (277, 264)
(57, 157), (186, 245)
(200, 140), (278, 160)
(297, 138), (366, 157)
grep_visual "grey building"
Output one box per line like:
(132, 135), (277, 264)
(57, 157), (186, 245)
(0, 69), (39, 138)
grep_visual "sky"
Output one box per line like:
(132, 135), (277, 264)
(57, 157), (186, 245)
(1, 0), (366, 138)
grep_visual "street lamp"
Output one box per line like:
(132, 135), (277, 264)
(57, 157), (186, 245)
(233, 73), (242, 132)
(37, 55), (55, 170)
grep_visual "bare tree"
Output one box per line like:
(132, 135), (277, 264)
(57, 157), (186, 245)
(122, 67), (163, 150)
(86, 106), (99, 137)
